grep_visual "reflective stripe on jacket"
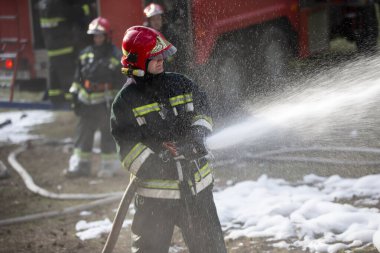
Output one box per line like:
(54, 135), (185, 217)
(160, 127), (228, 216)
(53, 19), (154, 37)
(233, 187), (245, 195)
(40, 17), (66, 28)
(47, 46), (74, 57)
(70, 44), (123, 105)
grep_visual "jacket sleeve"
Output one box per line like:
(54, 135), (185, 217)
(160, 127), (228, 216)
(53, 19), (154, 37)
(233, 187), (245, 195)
(175, 78), (214, 158)
(188, 80), (214, 138)
(110, 90), (162, 177)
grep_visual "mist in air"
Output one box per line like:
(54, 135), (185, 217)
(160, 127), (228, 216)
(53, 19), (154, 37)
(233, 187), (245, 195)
(207, 54), (380, 151)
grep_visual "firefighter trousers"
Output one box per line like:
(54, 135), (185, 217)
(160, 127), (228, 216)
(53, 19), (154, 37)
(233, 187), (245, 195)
(131, 186), (227, 253)
(74, 103), (115, 155)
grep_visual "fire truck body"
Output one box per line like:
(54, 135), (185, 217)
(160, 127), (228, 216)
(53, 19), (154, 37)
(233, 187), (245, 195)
(0, 0), (378, 99)
(0, 0), (49, 89)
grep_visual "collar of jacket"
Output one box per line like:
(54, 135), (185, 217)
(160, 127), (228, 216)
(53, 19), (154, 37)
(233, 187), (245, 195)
(134, 72), (165, 88)
(92, 42), (112, 58)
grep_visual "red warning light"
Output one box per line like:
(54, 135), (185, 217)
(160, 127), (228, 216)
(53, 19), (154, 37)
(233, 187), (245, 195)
(5, 59), (14, 69)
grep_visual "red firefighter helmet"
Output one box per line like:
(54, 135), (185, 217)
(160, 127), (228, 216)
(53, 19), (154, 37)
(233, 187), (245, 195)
(121, 26), (176, 76)
(87, 17), (111, 37)
(143, 3), (164, 18)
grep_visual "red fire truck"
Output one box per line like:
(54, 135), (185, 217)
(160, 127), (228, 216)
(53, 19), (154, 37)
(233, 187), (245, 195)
(1, 0), (378, 107)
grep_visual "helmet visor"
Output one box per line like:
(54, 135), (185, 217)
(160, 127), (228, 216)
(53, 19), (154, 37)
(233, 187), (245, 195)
(149, 45), (177, 60)
(87, 29), (106, 35)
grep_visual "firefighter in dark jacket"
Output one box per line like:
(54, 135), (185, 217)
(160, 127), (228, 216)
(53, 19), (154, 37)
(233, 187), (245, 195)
(65, 17), (124, 178)
(37, 0), (93, 106)
(110, 26), (227, 253)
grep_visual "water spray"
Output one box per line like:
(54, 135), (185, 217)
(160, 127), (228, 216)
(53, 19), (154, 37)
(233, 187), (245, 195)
(207, 55), (380, 151)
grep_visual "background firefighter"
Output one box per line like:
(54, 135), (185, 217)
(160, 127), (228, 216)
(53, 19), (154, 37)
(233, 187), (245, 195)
(110, 26), (227, 253)
(143, 2), (186, 74)
(37, 0), (95, 106)
(65, 17), (124, 178)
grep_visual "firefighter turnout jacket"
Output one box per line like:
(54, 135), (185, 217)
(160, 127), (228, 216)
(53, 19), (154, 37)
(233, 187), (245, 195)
(111, 73), (214, 199)
(69, 43), (123, 105)
(38, 0), (95, 102)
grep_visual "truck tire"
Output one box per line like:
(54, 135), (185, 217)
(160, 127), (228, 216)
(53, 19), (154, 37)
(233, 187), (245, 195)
(204, 41), (247, 117)
(254, 26), (292, 90)
(355, 5), (378, 52)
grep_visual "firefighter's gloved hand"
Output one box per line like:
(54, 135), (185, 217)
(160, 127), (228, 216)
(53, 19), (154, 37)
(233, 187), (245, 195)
(162, 141), (206, 160)
(162, 142), (179, 157)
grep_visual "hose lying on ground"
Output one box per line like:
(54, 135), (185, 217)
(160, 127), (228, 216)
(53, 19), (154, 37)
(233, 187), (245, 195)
(0, 144), (125, 227)
(8, 145), (123, 200)
(2, 144), (380, 227)
(0, 194), (122, 227)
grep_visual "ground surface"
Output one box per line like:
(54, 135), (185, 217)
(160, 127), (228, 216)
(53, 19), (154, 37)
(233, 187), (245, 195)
(1, 42), (380, 253)
(2, 112), (380, 253)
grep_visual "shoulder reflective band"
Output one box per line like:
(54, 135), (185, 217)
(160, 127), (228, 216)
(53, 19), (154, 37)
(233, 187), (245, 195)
(48, 46), (74, 57)
(82, 4), (90, 16)
(122, 143), (154, 175)
(40, 17), (66, 28)
(132, 103), (160, 117)
(191, 115), (214, 132)
(169, 93), (193, 107)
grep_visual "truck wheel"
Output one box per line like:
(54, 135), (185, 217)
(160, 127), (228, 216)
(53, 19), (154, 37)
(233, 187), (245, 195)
(355, 5), (378, 52)
(254, 26), (292, 89)
(205, 42), (247, 117)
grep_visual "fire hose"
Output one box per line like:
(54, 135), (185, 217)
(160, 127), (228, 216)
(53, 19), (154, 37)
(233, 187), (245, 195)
(7, 145), (123, 200)
(101, 176), (138, 253)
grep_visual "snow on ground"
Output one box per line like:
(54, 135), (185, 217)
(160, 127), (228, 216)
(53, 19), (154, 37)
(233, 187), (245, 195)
(215, 174), (380, 252)
(75, 218), (132, 241)
(0, 110), (54, 144)
(76, 173), (380, 253)
(2, 110), (380, 252)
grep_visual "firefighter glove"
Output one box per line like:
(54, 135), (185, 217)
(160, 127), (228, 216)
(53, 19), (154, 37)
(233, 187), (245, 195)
(162, 141), (206, 160)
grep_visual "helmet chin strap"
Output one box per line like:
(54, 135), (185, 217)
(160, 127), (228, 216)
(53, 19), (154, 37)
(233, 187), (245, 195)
(121, 67), (145, 77)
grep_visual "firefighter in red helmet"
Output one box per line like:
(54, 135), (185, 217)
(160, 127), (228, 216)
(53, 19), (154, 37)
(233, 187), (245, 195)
(111, 26), (227, 253)
(64, 17), (124, 178)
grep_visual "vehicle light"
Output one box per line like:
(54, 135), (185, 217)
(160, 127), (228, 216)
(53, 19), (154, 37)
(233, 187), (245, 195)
(5, 59), (13, 69)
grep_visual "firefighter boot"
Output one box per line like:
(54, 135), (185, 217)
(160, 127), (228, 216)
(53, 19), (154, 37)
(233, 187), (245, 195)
(97, 158), (122, 178)
(64, 154), (91, 178)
